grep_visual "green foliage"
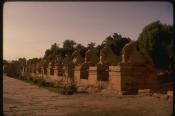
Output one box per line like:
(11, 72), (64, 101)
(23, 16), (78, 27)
(42, 33), (130, 67)
(137, 20), (173, 70)
(58, 84), (77, 95)
(44, 43), (62, 60)
(27, 58), (41, 73)
(3, 60), (9, 73)
(87, 42), (96, 49)
(85, 48), (99, 66)
(63, 40), (76, 56)
(5, 58), (27, 77)
(96, 45), (103, 57)
(75, 44), (87, 58)
(102, 33), (131, 56)
(6, 60), (21, 77)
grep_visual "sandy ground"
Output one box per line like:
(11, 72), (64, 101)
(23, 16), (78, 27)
(3, 74), (173, 116)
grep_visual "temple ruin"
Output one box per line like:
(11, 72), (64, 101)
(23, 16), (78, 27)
(20, 42), (173, 94)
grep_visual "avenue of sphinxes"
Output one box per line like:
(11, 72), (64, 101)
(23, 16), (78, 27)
(21, 42), (173, 95)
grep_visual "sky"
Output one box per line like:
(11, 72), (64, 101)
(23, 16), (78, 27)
(3, 2), (173, 60)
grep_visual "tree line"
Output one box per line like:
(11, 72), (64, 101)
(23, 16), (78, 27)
(3, 20), (174, 77)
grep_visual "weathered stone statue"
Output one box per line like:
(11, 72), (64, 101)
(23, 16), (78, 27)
(121, 42), (160, 92)
(121, 42), (153, 65)
(85, 48), (99, 66)
(72, 50), (84, 66)
(100, 45), (121, 66)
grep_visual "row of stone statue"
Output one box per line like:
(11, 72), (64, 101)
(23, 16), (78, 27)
(25, 42), (153, 75)
(51, 42), (153, 67)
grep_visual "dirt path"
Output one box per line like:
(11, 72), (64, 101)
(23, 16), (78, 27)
(3, 74), (173, 116)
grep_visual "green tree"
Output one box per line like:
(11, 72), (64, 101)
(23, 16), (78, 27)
(96, 45), (103, 57)
(137, 20), (173, 70)
(87, 42), (96, 49)
(5, 60), (21, 77)
(102, 33), (131, 56)
(44, 49), (51, 59)
(75, 43), (87, 58)
(44, 43), (65, 63)
(63, 40), (76, 56)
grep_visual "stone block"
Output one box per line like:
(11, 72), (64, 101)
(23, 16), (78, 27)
(108, 66), (122, 93)
(88, 66), (97, 86)
(77, 86), (87, 93)
(87, 86), (100, 93)
(167, 91), (173, 97)
(138, 89), (150, 96)
(74, 66), (81, 86)
(109, 66), (120, 72)
(80, 79), (89, 86)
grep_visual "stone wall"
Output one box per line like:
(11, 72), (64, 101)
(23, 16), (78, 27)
(22, 63), (166, 94)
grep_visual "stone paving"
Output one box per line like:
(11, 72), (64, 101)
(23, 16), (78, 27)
(3, 74), (173, 116)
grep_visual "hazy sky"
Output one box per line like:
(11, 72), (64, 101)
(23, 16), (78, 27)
(3, 2), (173, 60)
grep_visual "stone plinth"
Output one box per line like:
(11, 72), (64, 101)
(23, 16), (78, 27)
(49, 66), (58, 81)
(21, 67), (25, 76)
(74, 66), (81, 86)
(57, 64), (63, 76)
(167, 91), (173, 97)
(31, 72), (35, 77)
(108, 66), (122, 94)
(120, 63), (139, 93)
(79, 79), (89, 87)
(41, 67), (47, 79)
(120, 63), (148, 94)
(138, 89), (151, 96)
(54, 66), (58, 77)
(88, 66), (98, 86)
(47, 68), (50, 77)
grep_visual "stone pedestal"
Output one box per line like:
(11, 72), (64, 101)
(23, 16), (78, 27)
(74, 66), (81, 86)
(31, 72), (35, 77)
(120, 63), (146, 94)
(41, 67), (46, 79)
(54, 66), (58, 77)
(36, 70), (40, 77)
(88, 66), (98, 86)
(21, 67), (25, 76)
(47, 68), (50, 77)
(108, 66), (122, 94)
(57, 64), (63, 76)
(49, 66), (57, 80)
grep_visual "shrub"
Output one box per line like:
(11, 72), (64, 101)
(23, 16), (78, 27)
(59, 83), (77, 95)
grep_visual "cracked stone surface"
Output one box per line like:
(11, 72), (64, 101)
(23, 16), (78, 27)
(3, 74), (173, 116)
